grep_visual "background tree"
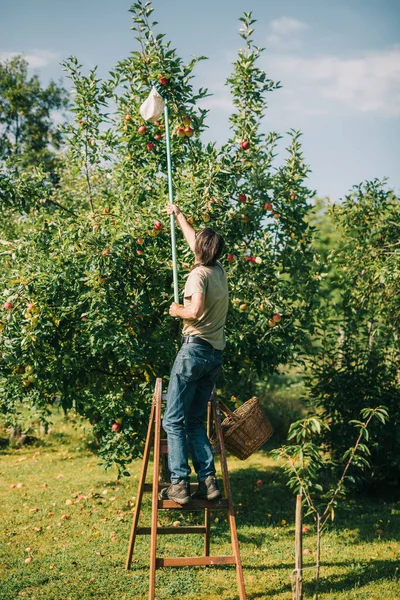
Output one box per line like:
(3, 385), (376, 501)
(304, 180), (400, 485)
(0, 55), (69, 177)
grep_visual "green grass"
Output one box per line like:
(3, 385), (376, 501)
(0, 411), (399, 600)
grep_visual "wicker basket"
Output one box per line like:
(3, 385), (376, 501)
(211, 396), (274, 460)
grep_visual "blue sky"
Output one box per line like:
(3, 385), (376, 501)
(1, 0), (399, 201)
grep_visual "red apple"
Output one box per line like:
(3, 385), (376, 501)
(102, 249), (111, 256)
(302, 526), (310, 533)
(273, 212), (279, 219)
(137, 238), (144, 245)
(102, 208), (110, 214)
(159, 75), (169, 87)
(290, 192), (296, 200)
(256, 479), (263, 486)
(138, 125), (147, 135)
(154, 220), (163, 231)
(112, 423), (121, 432)
(227, 254), (235, 263)
(241, 215), (249, 222)
(136, 250), (143, 255)
(155, 133), (163, 140)
(184, 127), (194, 137)
(123, 124), (128, 131)
(241, 140), (250, 150)
(176, 127), (186, 137)
(268, 319), (276, 327)
(273, 313), (281, 322)
(125, 113), (131, 122)
(238, 194), (247, 203)
(4, 301), (13, 310)
(264, 202), (273, 211)
(146, 143), (155, 151)
(26, 302), (35, 311)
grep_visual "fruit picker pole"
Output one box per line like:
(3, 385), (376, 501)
(139, 86), (179, 304)
(163, 99), (179, 304)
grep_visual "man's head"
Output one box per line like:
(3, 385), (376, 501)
(194, 227), (225, 267)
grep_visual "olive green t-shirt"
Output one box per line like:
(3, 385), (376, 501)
(182, 261), (229, 351)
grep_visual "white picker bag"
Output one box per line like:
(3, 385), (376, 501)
(139, 86), (165, 122)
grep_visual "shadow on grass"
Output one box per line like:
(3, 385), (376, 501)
(229, 557), (399, 600)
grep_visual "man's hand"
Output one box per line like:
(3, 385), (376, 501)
(169, 293), (204, 320)
(169, 302), (182, 317)
(166, 203), (181, 217)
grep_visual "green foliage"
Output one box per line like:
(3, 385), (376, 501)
(271, 406), (389, 520)
(0, 55), (69, 178)
(304, 180), (400, 483)
(1, 3), (317, 474)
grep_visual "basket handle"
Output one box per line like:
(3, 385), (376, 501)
(217, 399), (239, 420)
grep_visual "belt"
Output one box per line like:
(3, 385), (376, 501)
(182, 335), (213, 349)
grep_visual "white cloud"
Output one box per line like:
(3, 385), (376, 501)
(267, 46), (400, 116)
(266, 17), (308, 49)
(0, 50), (59, 68)
(270, 17), (308, 36)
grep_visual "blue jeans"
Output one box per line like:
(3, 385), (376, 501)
(162, 342), (223, 483)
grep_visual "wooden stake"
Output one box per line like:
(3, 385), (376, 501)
(294, 494), (303, 600)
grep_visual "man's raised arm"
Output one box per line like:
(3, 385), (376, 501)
(166, 203), (196, 253)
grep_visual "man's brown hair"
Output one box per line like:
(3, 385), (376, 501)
(193, 227), (225, 268)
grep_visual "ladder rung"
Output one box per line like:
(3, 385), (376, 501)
(143, 483), (199, 493)
(158, 498), (228, 510)
(156, 555), (236, 567)
(136, 526), (207, 535)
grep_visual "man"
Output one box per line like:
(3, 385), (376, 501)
(161, 203), (229, 505)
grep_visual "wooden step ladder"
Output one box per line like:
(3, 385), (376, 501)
(125, 378), (246, 600)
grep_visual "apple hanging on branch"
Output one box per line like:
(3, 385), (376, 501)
(158, 74), (169, 87)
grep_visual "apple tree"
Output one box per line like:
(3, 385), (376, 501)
(0, 2), (319, 474)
